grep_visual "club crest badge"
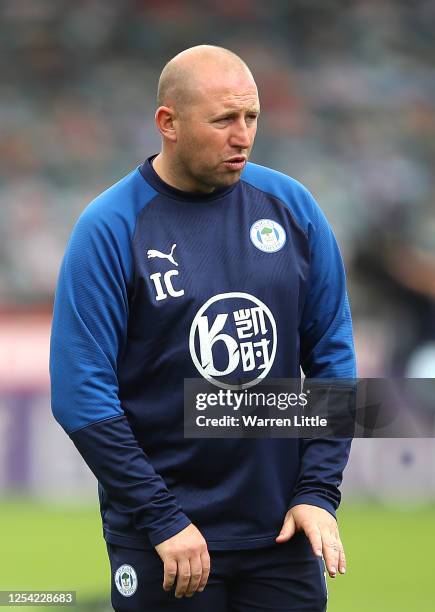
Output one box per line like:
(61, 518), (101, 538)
(250, 219), (286, 253)
(115, 565), (138, 597)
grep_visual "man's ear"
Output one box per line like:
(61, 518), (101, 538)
(155, 106), (178, 142)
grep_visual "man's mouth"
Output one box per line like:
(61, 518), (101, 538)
(223, 156), (247, 171)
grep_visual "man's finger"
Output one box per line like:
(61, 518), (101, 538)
(185, 555), (203, 597)
(174, 559), (191, 598)
(275, 513), (296, 543)
(162, 558), (177, 591)
(322, 535), (340, 578)
(303, 523), (323, 558)
(338, 540), (346, 574)
(197, 550), (211, 592)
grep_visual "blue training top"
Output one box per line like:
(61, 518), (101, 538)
(50, 156), (356, 551)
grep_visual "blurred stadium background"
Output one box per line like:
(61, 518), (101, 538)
(1, 0), (435, 610)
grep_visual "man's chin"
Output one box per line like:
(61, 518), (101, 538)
(218, 169), (244, 186)
(196, 166), (243, 192)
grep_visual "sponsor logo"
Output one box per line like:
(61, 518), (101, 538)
(189, 292), (277, 389)
(114, 565), (138, 598)
(147, 243), (178, 266)
(147, 243), (184, 301)
(250, 219), (286, 253)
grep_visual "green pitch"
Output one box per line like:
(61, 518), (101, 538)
(0, 500), (434, 611)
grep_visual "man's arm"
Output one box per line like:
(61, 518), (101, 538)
(50, 200), (209, 597)
(276, 189), (356, 578)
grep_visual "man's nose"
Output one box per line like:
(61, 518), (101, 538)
(229, 119), (251, 149)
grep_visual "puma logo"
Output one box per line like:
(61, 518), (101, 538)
(147, 243), (178, 267)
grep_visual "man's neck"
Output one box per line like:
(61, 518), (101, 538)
(152, 152), (215, 194)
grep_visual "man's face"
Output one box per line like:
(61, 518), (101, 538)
(173, 72), (260, 192)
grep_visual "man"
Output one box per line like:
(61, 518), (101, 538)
(50, 45), (355, 611)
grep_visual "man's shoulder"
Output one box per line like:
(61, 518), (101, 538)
(241, 161), (320, 235)
(80, 167), (157, 226)
(242, 161), (308, 195)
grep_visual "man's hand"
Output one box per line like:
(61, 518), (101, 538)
(276, 504), (346, 578)
(155, 524), (210, 598)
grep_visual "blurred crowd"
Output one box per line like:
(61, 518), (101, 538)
(1, 0), (434, 376)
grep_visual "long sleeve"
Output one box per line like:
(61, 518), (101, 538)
(49, 181), (191, 547)
(290, 189), (356, 518)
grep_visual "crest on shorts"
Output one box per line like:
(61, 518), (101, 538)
(115, 564), (138, 597)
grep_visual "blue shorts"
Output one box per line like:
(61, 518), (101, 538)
(107, 533), (328, 611)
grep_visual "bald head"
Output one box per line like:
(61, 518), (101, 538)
(157, 45), (256, 113)
(153, 45), (259, 193)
